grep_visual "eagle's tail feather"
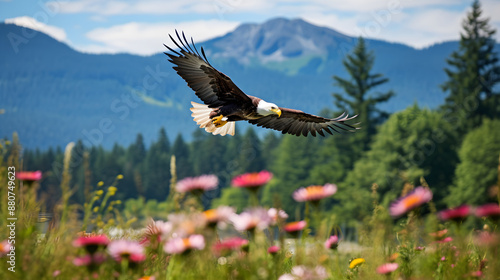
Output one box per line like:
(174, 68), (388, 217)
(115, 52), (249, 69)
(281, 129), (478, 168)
(190, 102), (235, 136)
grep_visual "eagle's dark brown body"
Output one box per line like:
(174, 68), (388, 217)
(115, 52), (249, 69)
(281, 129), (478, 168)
(165, 31), (358, 137)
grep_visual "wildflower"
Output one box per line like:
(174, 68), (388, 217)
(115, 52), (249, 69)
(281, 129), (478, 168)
(138, 276), (155, 280)
(349, 258), (365, 269)
(116, 174), (124, 180)
(95, 190), (104, 196)
(429, 229), (448, 240)
(278, 265), (328, 280)
(212, 237), (248, 256)
(324, 235), (339, 250)
(474, 231), (499, 247)
(141, 220), (172, 246)
(389, 186), (433, 217)
(176, 174), (218, 193)
(164, 234), (205, 254)
(0, 240), (10, 257)
(73, 234), (109, 254)
(203, 206), (235, 229)
(16, 170), (42, 181)
(435, 237), (453, 244)
(230, 208), (272, 232)
(376, 263), (398, 274)
(167, 213), (207, 237)
(438, 205), (471, 222)
(268, 208), (288, 225)
(108, 186), (117, 195)
(293, 183), (337, 203)
(232, 170), (273, 189)
(283, 221), (307, 235)
(475, 203), (500, 218)
(415, 246), (425, 251)
(97, 181), (104, 187)
(107, 240), (146, 263)
(267, 245), (280, 254)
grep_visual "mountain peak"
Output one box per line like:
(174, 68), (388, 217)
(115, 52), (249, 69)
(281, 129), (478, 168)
(207, 17), (350, 63)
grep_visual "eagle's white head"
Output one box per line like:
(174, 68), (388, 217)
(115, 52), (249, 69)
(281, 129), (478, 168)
(256, 100), (282, 117)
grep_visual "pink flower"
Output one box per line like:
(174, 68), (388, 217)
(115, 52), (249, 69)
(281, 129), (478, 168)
(268, 245), (280, 254)
(438, 205), (471, 221)
(107, 240), (145, 263)
(232, 170), (273, 189)
(268, 208), (288, 225)
(376, 263), (398, 274)
(164, 234), (205, 254)
(475, 231), (499, 247)
(212, 237), (248, 255)
(389, 186), (433, 217)
(0, 240), (10, 257)
(435, 237), (453, 244)
(284, 221), (307, 233)
(324, 235), (339, 250)
(203, 206), (235, 229)
(176, 174), (218, 193)
(141, 220), (172, 246)
(73, 234), (109, 254)
(16, 171), (42, 181)
(230, 208), (272, 232)
(475, 203), (500, 218)
(293, 184), (337, 203)
(429, 229), (448, 240)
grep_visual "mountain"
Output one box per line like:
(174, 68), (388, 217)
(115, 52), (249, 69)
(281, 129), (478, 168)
(0, 18), (491, 149)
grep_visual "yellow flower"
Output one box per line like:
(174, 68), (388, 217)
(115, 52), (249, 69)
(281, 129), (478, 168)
(349, 258), (365, 269)
(114, 200), (122, 205)
(116, 174), (124, 180)
(108, 186), (117, 195)
(95, 190), (104, 196)
(93, 206), (99, 213)
(97, 181), (104, 187)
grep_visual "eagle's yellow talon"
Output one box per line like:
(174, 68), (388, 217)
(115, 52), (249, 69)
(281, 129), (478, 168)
(212, 115), (227, 128)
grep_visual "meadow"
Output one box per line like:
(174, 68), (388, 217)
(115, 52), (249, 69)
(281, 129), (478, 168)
(1, 140), (499, 280)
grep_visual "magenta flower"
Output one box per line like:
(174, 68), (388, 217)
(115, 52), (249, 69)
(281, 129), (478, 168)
(212, 237), (248, 256)
(16, 171), (42, 181)
(475, 203), (500, 218)
(293, 184), (337, 203)
(73, 234), (109, 254)
(232, 170), (273, 189)
(230, 208), (272, 232)
(267, 245), (280, 254)
(438, 205), (471, 222)
(268, 208), (288, 225)
(164, 234), (205, 254)
(376, 263), (399, 275)
(389, 186), (433, 217)
(284, 221), (307, 233)
(324, 235), (339, 250)
(176, 174), (218, 193)
(141, 220), (172, 247)
(107, 240), (146, 263)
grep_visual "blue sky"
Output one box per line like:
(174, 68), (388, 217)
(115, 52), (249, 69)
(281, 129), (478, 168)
(1, 0), (500, 56)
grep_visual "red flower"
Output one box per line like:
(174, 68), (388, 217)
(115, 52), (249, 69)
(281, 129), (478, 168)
(73, 234), (110, 255)
(438, 205), (470, 222)
(212, 237), (248, 256)
(232, 171), (273, 189)
(267, 245), (280, 254)
(16, 171), (42, 181)
(475, 203), (500, 218)
(284, 221), (307, 233)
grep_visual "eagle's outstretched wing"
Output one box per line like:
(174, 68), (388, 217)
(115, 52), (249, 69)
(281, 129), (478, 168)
(164, 30), (252, 108)
(248, 108), (358, 137)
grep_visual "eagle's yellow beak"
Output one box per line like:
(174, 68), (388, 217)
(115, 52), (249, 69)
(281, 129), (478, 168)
(271, 108), (282, 118)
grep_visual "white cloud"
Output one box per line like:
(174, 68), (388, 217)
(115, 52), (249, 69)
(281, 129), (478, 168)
(79, 19), (240, 55)
(4, 16), (68, 42)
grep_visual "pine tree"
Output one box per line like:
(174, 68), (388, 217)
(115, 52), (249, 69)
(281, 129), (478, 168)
(332, 37), (394, 154)
(441, 0), (500, 134)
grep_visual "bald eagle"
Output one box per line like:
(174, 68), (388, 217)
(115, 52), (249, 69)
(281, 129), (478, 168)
(164, 31), (358, 137)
